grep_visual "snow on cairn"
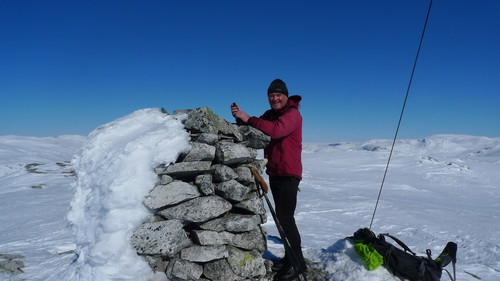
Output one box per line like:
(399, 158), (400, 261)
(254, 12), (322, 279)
(66, 109), (190, 280)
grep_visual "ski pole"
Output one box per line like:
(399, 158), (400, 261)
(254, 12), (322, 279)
(251, 167), (307, 281)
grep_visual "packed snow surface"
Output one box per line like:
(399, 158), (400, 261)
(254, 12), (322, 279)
(1, 109), (499, 281)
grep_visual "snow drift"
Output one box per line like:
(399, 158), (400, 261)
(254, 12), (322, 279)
(66, 109), (190, 280)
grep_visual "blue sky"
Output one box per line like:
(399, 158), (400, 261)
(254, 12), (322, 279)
(1, 0), (498, 142)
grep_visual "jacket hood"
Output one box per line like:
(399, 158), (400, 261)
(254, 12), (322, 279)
(287, 95), (302, 109)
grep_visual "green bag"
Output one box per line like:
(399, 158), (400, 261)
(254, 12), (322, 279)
(354, 242), (384, 270)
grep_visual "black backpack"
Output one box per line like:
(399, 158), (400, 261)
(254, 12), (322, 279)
(349, 228), (457, 281)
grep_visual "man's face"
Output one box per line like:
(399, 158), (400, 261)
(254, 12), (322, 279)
(268, 92), (288, 111)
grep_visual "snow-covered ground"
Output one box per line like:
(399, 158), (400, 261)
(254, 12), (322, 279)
(1, 109), (499, 281)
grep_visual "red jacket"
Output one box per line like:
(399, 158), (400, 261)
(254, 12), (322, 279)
(247, 95), (303, 179)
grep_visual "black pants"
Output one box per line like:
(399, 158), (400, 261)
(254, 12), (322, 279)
(269, 176), (306, 268)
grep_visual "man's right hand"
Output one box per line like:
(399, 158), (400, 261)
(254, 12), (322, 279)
(230, 102), (250, 123)
(231, 103), (240, 117)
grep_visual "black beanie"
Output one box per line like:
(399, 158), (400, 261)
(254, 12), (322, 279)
(267, 79), (288, 96)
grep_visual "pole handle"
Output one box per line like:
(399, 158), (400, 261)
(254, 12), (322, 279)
(251, 167), (269, 195)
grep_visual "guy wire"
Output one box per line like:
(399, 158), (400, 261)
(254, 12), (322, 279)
(369, 0), (433, 229)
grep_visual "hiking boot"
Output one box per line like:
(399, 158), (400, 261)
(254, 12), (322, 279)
(273, 263), (306, 281)
(272, 258), (288, 272)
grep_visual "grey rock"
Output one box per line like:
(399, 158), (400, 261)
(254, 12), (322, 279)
(231, 229), (267, 252)
(203, 259), (240, 281)
(215, 142), (257, 165)
(244, 182), (258, 194)
(157, 196), (232, 223)
(143, 256), (169, 273)
(211, 164), (238, 182)
(166, 258), (203, 280)
(131, 220), (192, 256)
(192, 228), (266, 252)
(226, 247), (266, 278)
(184, 107), (242, 141)
(247, 159), (268, 175)
(0, 254), (24, 260)
(161, 161), (212, 178)
(235, 195), (266, 215)
(173, 109), (192, 116)
(200, 213), (261, 233)
(215, 179), (250, 202)
(238, 125), (271, 149)
(144, 181), (200, 210)
(194, 174), (215, 195)
(191, 230), (234, 246)
(0, 254), (24, 274)
(181, 245), (229, 262)
(196, 133), (219, 145)
(233, 166), (253, 185)
(182, 142), (216, 162)
(154, 164), (167, 174)
(159, 174), (173, 185)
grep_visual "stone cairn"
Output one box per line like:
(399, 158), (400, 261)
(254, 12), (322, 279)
(131, 107), (274, 281)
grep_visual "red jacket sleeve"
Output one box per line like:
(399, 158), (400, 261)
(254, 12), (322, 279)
(246, 108), (301, 139)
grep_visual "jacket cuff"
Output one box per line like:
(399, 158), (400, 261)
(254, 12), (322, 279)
(246, 117), (258, 126)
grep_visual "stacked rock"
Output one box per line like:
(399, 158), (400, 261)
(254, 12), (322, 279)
(131, 107), (273, 281)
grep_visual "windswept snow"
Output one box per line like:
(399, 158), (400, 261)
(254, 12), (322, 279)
(66, 109), (190, 280)
(1, 109), (499, 281)
(292, 135), (500, 281)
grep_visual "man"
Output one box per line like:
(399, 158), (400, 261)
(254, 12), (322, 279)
(231, 79), (306, 280)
